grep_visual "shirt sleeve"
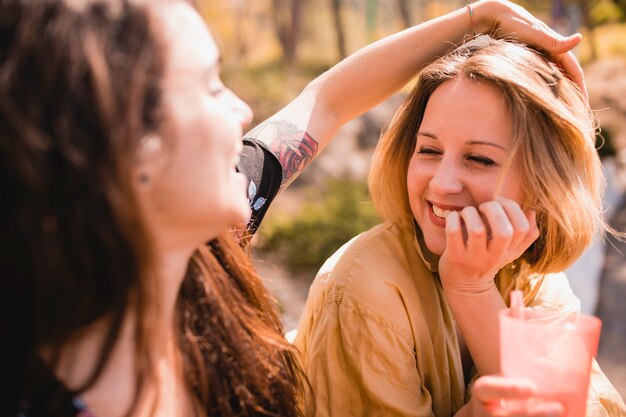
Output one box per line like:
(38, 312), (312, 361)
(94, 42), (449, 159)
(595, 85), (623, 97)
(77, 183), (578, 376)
(296, 294), (436, 417)
(237, 138), (282, 236)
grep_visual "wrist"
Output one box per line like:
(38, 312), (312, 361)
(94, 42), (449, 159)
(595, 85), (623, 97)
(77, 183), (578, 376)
(470, 0), (502, 35)
(441, 276), (497, 296)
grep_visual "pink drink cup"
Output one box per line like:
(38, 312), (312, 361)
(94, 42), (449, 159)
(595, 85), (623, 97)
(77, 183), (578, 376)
(499, 309), (601, 417)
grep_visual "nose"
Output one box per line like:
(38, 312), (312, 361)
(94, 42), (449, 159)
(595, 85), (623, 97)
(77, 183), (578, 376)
(428, 160), (463, 195)
(227, 90), (253, 129)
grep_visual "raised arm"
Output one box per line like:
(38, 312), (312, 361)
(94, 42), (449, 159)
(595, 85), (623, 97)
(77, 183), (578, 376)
(246, 0), (584, 190)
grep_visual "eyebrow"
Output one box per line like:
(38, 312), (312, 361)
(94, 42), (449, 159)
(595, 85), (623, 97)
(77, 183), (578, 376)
(417, 131), (507, 151)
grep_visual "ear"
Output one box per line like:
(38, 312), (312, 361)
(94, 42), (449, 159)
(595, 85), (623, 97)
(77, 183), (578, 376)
(134, 132), (165, 189)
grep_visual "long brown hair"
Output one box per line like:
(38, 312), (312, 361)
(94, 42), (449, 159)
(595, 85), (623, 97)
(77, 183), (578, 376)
(369, 36), (608, 279)
(180, 236), (304, 416)
(0, 0), (303, 416)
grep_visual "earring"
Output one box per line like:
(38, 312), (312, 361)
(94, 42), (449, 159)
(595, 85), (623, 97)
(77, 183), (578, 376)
(139, 173), (150, 183)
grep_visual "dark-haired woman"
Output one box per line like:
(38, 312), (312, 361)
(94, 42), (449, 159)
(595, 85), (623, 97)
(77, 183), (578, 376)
(0, 0), (587, 416)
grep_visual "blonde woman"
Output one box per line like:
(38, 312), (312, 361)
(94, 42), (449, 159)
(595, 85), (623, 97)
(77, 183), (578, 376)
(2, 0), (591, 416)
(295, 36), (626, 417)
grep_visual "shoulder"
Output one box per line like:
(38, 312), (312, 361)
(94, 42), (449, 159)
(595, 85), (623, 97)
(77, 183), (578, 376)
(318, 222), (413, 277)
(304, 222), (419, 335)
(316, 222), (415, 292)
(527, 271), (581, 314)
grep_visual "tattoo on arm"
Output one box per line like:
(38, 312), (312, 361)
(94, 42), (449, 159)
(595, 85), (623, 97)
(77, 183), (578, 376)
(246, 119), (319, 189)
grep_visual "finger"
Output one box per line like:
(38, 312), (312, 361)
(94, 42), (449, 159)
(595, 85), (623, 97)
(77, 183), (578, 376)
(510, 17), (582, 55)
(498, 8), (587, 98)
(472, 375), (536, 403)
(549, 32), (582, 54)
(489, 1), (582, 52)
(522, 18), (586, 97)
(516, 210), (540, 253)
(523, 19), (587, 98)
(479, 201), (513, 255)
(461, 206), (487, 253)
(553, 50), (588, 99)
(539, 23), (582, 54)
(445, 210), (465, 255)
(498, 199), (530, 250)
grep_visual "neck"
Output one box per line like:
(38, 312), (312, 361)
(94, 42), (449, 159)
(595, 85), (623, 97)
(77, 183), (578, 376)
(412, 220), (441, 272)
(151, 246), (195, 339)
(45, 245), (196, 417)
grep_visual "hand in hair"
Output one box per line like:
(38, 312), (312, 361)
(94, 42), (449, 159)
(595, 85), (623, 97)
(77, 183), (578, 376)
(454, 375), (564, 417)
(471, 0), (587, 98)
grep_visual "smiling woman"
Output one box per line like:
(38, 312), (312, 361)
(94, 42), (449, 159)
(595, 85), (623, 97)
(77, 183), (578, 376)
(0, 1), (302, 416)
(408, 78), (525, 256)
(294, 36), (626, 416)
(1, 0), (613, 416)
(141, 1), (254, 247)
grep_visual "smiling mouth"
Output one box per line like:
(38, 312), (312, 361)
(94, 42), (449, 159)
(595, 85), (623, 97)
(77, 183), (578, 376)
(430, 203), (458, 219)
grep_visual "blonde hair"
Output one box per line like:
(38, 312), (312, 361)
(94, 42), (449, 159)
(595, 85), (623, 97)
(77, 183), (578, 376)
(369, 36), (607, 275)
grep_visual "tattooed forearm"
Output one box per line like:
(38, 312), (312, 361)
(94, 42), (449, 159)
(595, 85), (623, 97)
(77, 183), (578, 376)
(245, 119), (319, 189)
(270, 130), (318, 189)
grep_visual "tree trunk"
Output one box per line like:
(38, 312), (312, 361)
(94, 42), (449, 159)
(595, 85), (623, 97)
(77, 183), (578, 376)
(397, 0), (412, 28)
(234, 0), (248, 61)
(290, 0), (303, 62)
(579, 0), (598, 62)
(331, 0), (347, 59)
(551, 0), (566, 23)
(272, 0), (304, 65)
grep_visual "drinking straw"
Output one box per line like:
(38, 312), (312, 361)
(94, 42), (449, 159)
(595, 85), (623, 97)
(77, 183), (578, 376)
(510, 290), (524, 320)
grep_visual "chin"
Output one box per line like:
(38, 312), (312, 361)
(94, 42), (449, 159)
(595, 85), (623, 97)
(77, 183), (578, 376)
(228, 202), (252, 228)
(239, 205), (252, 225)
(424, 236), (445, 256)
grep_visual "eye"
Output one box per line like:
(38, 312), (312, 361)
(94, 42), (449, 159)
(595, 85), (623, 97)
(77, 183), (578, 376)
(208, 83), (227, 97)
(208, 87), (226, 97)
(467, 154), (497, 167)
(416, 146), (442, 156)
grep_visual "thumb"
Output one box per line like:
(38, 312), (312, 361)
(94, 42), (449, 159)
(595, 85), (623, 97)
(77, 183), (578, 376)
(547, 32), (582, 55)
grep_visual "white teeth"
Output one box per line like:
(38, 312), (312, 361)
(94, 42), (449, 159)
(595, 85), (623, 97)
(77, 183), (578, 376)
(432, 205), (454, 219)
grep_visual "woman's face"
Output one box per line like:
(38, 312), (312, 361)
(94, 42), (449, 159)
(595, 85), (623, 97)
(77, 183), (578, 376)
(406, 77), (525, 256)
(140, 1), (253, 252)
